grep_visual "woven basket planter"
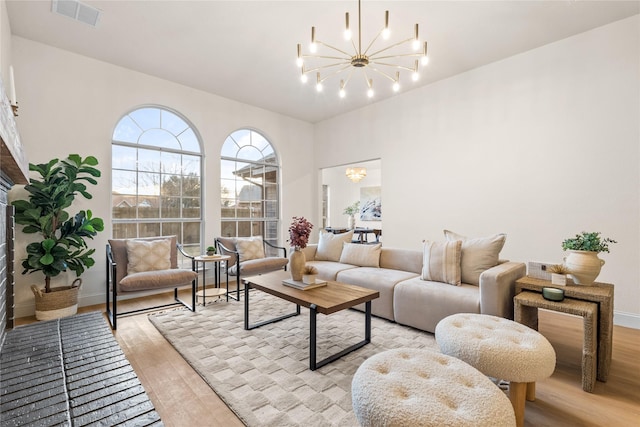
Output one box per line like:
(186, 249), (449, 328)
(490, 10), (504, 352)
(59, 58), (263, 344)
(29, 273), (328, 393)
(31, 278), (82, 321)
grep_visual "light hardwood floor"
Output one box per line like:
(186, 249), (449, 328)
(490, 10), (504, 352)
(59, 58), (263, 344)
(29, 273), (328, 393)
(15, 288), (640, 426)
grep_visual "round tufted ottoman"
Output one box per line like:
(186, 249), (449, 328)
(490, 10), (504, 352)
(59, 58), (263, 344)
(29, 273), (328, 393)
(435, 313), (556, 427)
(351, 348), (515, 427)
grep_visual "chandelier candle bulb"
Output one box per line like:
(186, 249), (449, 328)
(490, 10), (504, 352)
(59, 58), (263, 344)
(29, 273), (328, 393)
(345, 12), (351, 40)
(310, 26), (317, 52)
(382, 10), (390, 39)
(422, 42), (429, 65)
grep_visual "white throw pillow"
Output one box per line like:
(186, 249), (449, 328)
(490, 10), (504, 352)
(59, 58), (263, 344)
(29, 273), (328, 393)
(126, 239), (171, 274)
(444, 230), (506, 285)
(421, 240), (462, 286)
(340, 243), (382, 267)
(315, 230), (354, 262)
(236, 236), (266, 262)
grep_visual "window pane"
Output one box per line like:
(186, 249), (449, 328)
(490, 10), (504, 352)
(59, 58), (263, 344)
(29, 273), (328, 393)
(237, 145), (263, 162)
(183, 198), (200, 218)
(113, 223), (137, 239)
(182, 155), (200, 176)
(129, 108), (160, 131)
(232, 129), (251, 147)
(183, 222), (200, 244)
(182, 175), (201, 197)
(252, 132), (269, 151)
(162, 222), (182, 241)
(162, 110), (188, 135)
(140, 129), (179, 150)
(113, 115), (142, 143)
(221, 138), (238, 158)
(250, 202), (263, 218)
(161, 196), (181, 218)
(112, 145), (137, 170)
(139, 222), (161, 237)
(178, 128), (200, 152)
(112, 170), (136, 195)
(161, 151), (182, 175)
(138, 148), (161, 173)
(161, 174), (181, 197)
(221, 221), (236, 238)
(138, 172), (160, 196)
(237, 221), (251, 237)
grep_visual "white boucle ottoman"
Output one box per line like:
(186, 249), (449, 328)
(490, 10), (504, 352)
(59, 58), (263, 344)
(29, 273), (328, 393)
(435, 313), (556, 427)
(351, 348), (516, 427)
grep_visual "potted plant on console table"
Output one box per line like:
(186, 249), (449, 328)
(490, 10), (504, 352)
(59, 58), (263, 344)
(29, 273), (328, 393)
(11, 154), (105, 320)
(561, 231), (616, 285)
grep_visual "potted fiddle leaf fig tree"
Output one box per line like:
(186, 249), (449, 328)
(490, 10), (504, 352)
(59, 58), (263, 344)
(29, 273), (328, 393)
(12, 154), (105, 320)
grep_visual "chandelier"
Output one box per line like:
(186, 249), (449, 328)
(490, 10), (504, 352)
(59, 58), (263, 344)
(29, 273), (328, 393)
(346, 167), (367, 183)
(296, 0), (428, 99)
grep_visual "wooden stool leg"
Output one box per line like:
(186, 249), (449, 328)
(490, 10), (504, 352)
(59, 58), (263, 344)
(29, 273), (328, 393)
(526, 382), (536, 401)
(509, 381), (527, 427)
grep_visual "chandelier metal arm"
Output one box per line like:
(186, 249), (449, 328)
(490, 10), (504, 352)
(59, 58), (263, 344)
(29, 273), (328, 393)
(372, 52), (426, 61)
(362, 30), (384, 56)
(316, 40), (353, 58)
(367, 37), (415, 58)
(368, 66), (399, 83)
(370, 61), (416, 72)
(317, 64), (355, 83)
(304, 61), (352, 75)
(303, 54), (351, 61)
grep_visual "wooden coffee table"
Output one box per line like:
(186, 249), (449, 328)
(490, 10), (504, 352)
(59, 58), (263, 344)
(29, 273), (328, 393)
(243, 270), (380, 370)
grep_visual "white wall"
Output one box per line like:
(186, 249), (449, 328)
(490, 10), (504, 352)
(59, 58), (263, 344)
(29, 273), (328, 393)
(315, 16), (640, 326)
(10, 37), (315, 317)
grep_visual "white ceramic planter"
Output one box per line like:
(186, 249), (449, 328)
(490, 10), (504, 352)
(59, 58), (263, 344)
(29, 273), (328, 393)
(563, 250), (605, 285)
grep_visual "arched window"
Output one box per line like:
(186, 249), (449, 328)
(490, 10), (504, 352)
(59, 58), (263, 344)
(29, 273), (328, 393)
(220, 129), (280, 248)
(112, 106), (203, 255)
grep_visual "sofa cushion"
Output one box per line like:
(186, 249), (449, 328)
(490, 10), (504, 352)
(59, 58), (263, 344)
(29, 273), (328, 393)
(379, 248), (423, 274)
(305, 260), (358, 281)
(444, 230), (506, 286)
(315, 230), (354, 262)
(421, 240), (462, 286)
(126, 238), (171, 274)
(338, 267), (420, 321)
(394, 277), (481, 333)
(236, 236), (265, 261)
(340, 243), (382, 267)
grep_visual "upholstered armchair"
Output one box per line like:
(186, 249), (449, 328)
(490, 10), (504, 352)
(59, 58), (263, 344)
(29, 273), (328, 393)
(215, 236), (288, 300)
(106, 235), (197, 329)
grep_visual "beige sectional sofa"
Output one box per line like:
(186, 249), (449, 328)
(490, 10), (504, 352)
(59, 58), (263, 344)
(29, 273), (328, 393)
(301, 230), (526, 333)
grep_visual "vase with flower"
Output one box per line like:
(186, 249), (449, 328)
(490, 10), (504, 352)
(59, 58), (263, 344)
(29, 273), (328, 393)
(288, 216), (314, 281)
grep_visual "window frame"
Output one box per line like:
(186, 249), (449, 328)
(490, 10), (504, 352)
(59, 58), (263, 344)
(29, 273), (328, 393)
(111, 105), (204, 257)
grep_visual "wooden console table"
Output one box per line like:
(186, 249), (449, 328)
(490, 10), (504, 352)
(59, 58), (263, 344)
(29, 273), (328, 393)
(515, 276), (614, 383)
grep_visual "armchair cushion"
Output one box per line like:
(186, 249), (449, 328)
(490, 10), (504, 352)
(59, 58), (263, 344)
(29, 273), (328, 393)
(109, 236), (179, 286)
(228, 257), (289, 277)
(126, 238), (171, 274)
(444, 230), (506, 286)
(119, 269), (197, 292)
(236, 236), (266, 261)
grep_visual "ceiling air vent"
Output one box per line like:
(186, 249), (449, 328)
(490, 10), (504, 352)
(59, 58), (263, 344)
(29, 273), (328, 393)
(52, 0), (101, 27)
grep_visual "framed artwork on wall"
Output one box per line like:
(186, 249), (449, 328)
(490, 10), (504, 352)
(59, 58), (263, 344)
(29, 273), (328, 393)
(360, 186), (382, 221)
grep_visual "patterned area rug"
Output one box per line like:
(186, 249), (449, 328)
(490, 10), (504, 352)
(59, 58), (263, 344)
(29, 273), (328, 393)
(149, 292), (438, 426)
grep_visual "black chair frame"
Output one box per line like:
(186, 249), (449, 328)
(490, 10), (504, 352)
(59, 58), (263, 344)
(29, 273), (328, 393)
(106, 243), (196, 330)
(216, 238), (287, 301)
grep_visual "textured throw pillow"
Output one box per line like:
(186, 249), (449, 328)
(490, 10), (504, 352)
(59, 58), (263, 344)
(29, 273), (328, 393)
(340, 243), (382, 267)
(444, 230), (506, 285)
(126, 239), (171, 274)
(421, 240), (462, 286)
(315, 230), (354, 262)
(236, 236), (266, 262)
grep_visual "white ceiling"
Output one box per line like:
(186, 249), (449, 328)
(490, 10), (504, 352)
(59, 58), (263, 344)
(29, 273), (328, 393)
(6, 1), (639, 123)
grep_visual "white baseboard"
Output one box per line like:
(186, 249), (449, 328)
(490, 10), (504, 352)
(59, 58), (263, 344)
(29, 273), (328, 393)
(613, 311), (640, 329)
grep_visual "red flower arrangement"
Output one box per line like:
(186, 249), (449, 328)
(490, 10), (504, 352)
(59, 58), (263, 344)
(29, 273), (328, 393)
(288, 216), (313, 250)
